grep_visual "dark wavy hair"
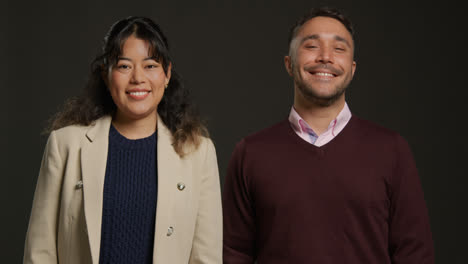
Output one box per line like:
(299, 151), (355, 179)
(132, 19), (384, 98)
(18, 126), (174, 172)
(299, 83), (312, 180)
(47, 16), (207, 156)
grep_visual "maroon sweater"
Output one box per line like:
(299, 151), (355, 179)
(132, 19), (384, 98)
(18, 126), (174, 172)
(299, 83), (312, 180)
(223, 116), (434, 264)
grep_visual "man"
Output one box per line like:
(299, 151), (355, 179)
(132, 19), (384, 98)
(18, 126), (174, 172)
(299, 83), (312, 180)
(222, 7), (434, 263)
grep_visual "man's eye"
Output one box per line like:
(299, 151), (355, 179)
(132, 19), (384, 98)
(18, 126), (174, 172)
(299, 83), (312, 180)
(117, 65), (130, 69)
(146, 64), (158, 69)
(306, 45), (317, 49)
(335, 47), (345, 51)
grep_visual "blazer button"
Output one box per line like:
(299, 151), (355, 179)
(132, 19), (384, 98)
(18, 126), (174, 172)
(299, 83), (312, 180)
(177, 182), (185, 191)
(167, 226), (174, 236)
(75, 180), (83, 189)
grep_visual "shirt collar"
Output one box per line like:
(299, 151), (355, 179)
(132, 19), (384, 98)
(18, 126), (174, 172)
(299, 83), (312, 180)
(288, 102), (352, 137)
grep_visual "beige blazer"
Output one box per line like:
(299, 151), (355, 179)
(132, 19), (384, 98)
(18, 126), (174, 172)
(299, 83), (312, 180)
(24, 116), (222, 264)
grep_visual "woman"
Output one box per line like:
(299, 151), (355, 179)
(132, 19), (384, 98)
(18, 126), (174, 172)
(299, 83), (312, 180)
(24, 16), (222, 264)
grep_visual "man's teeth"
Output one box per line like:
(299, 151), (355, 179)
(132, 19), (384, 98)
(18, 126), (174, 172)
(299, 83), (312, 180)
(130, 91), (148, 96)
(314, 72), (334, 77)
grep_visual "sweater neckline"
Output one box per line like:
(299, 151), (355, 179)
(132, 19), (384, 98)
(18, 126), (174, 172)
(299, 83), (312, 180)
(109, 124), (157, 149)
(284, 115), (356, 153)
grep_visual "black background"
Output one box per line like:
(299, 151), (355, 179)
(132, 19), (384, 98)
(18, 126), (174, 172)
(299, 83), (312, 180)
(3, 0), (466, 262)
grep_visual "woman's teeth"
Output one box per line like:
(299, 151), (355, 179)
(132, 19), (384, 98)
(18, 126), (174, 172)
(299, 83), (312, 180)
(129, 91), (148, 96)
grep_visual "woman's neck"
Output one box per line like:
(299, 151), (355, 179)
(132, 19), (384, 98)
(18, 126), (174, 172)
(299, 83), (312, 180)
(112, 112), (157, 139)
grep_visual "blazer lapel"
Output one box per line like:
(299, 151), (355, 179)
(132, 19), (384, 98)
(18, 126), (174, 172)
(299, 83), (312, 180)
(153, 116), (183, 261)
(81, 116), (112, 264)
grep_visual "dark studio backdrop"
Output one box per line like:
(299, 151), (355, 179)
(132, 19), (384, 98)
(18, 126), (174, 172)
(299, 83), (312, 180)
(3, 0), (466, 262)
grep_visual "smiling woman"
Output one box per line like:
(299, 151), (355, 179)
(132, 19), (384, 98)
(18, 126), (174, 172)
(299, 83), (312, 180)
(23, 16), (222, 264)
(107, 36), (170, 138)
(44, 17), (206, 155)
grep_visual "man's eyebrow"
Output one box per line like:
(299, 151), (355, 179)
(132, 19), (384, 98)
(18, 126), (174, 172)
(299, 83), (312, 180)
(300, 34), (320, 44)
(334, 35), (351, 47)
(300, 34), (352, 47)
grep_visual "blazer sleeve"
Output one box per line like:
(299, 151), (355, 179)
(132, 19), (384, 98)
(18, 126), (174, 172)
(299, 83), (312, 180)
(189, 138), (223, 264)
(388, 135), (435, 263)
(24, 131), (63, 264)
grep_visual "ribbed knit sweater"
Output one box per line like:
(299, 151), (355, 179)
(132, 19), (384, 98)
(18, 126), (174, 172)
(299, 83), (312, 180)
(223, 116), (434, 264)
(99, 125), (157, 264)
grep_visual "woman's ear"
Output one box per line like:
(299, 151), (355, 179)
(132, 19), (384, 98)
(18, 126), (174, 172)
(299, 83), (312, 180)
(165, 63), (172, 88)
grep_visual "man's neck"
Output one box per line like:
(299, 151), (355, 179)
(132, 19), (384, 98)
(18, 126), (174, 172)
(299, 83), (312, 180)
(293, 95), (346, 136)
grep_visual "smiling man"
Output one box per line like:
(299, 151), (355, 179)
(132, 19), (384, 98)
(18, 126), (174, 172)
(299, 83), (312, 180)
(223, 7), (435, 264)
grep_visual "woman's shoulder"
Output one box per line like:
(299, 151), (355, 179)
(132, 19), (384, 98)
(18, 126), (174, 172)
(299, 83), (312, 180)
(185, 135), (216, 162)
(199, 136), (215, 153)
(50, 116), (111, 146)
(53, 123), (89, 137)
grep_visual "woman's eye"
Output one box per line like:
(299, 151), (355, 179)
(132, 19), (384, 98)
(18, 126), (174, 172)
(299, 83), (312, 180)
(117, 64), (130, 69)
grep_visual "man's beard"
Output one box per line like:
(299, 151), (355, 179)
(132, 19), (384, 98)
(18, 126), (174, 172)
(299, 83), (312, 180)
(293, 64), (352, 107)
(296, 79), (347, 107)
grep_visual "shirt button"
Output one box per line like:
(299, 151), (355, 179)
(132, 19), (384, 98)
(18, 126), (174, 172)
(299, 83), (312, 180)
(177, 182), (185, 191)
(167, 226), (174, 236)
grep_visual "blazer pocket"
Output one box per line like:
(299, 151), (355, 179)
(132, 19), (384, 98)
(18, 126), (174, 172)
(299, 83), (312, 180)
(65, 180), (86, 263)
(67, 180), (84, 218)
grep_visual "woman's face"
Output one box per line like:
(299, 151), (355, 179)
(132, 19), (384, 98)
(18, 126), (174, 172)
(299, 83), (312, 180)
(107, 35), (171, 122)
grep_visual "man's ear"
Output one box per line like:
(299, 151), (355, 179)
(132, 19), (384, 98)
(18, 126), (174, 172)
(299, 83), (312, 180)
(351, 61), (357, 77)
(284, 56), (293, 76)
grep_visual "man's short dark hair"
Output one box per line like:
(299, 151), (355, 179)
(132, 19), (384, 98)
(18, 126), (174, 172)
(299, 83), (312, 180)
(288, 7), (354, 45)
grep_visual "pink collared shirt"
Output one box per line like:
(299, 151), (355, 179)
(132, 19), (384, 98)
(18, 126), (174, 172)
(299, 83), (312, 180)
(288, 103), (352, 146)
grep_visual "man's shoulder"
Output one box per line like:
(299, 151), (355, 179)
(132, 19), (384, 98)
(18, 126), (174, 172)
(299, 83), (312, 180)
(229, 120), (290, 161)
(229, 119), (291, 156)
(350, 115), (406, 145)
(242, 119), (290, 144)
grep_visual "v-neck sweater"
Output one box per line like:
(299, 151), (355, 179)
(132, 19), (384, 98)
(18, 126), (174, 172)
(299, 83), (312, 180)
(223, 116), (434, 264)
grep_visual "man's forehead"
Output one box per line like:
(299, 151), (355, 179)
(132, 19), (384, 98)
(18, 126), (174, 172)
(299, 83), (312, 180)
(300, 33), (352, 48)
(298, 16), (352, 40)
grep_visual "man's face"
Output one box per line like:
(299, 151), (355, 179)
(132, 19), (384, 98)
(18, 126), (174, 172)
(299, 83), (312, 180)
(285, 16), (356, 106)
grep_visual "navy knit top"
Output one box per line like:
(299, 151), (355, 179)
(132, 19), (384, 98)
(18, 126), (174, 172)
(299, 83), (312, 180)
(99, 125), (157, 264)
